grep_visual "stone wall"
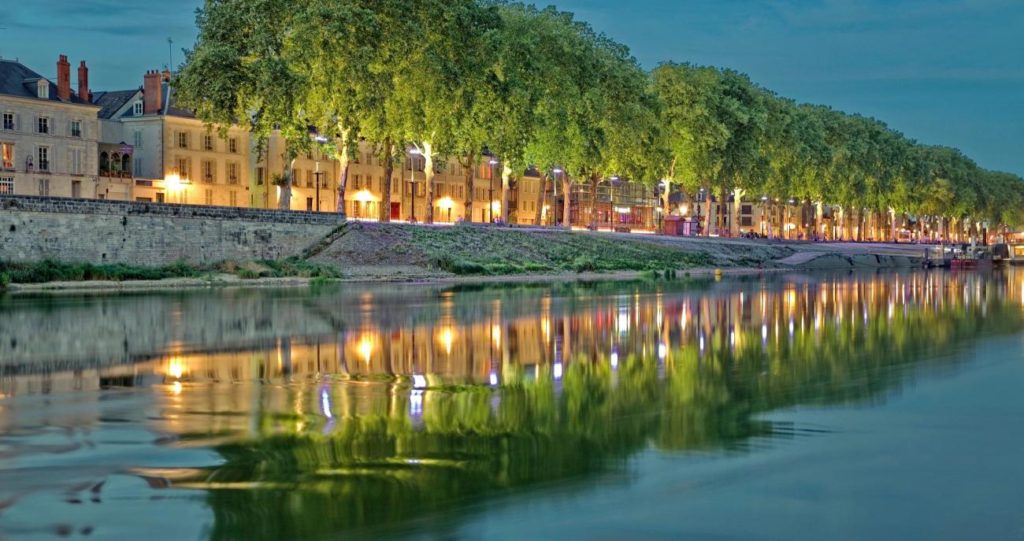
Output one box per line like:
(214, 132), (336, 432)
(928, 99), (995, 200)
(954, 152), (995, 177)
(0, 195), (344, 265)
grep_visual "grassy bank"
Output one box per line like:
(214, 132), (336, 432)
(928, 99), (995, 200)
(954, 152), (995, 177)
(314, 222), (716, 276)
(0, 257), (340, 288)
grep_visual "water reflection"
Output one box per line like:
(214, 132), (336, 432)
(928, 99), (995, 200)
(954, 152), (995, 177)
(1, 271), (1024, 539)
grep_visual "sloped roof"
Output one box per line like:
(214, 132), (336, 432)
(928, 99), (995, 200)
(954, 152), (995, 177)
(0, 58), (93, 105)
(91, 89), (140, 119)
(162, 82), (196, 119)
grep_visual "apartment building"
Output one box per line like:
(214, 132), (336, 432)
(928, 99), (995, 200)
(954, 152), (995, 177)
(96, 70), (251, 206)
(0, 56), (100, 198)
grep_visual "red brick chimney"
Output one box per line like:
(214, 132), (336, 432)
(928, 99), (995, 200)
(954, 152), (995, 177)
(56, 55), (71, 101)
(143, 70), (163, 114)
(77, 61), (90, 103)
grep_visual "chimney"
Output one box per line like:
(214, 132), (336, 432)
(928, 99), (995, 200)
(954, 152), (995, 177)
(56, 55), (71, 101)
(77, 60), (90, 103)
(143, 70), (163, 114)
(161, 69), (171, 82)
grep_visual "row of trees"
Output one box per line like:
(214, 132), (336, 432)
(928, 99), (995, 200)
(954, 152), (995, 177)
(175, 0), (1024, 237)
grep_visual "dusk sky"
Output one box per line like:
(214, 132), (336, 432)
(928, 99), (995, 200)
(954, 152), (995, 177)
(5, 0), (1022, 175)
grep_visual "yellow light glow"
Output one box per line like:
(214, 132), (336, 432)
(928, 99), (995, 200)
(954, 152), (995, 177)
(167, 357), (185, 380)
(490, 200), (501, 212)
(164, 173), (185, 191)
(358, 335), (374, 363)
(353, 189), (377, 203)
(437, 327), (455, 355)
(438, 196), (454, 210)
(491, 325), (501, 345)
(679, 204), (689, 216)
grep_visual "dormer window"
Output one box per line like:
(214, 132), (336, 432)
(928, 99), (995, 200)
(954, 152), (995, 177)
(133, 102), (143, 116)
(37, 80), (49, 99)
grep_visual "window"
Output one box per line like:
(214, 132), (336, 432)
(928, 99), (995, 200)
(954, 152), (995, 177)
(37, 147), (49, 171)
(37, 117), (49, 134)
(177, 131), (189, 149)
(256, 167), (265, 186)
(175, 157), (190, 180)
(205, 189), (213, 205)
(0, 177), (13, 194)
(227, 162), (239, 184)
(70, 120), (82, 138)
(229, 191), (238, 207)
(133, 130), (143, 149)
(201, 160), (216, 183)
(37, 80), (49, 99)
(69, 147), (84, 175)
(133, 102), (143, 116)
(203, 134), (214, 151)
(2, 113), (13, 131)
(134, 157), (143, 174)
(38, 178), (50, 196)
(1, 143), (13, 169)
(353, 174), (361, 190)
(228, 138), (238, 153)
(306, 169), (313, 188)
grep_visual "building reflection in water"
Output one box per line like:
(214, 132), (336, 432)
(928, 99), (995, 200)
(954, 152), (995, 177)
(2, 271), (1024, 540)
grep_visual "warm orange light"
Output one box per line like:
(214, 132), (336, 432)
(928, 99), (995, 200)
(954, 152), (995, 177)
(438, 327), (455, 355)
(438, 196), (454, 210)
(167, 357), (185, 380)
(358, 335), (374, 363)
(353, 189), (377, 203)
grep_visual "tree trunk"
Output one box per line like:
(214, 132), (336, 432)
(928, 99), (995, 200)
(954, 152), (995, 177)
(422, 142), (435, 224)
(501, 163), (511, 224)
(380, 139), (394, 222)
(462, 151), (476, 223)
(589, 173), (600, 229)
(336, 129), (350, 219)
(703, 187), (713, 237)
(279, 154), (296, 211)
(814, 201), (824, 241)
(661, 181), (671, 234)
(562, 176), (571, 228)
(731, 188), (744, 237)
(535, 174), (547, 226)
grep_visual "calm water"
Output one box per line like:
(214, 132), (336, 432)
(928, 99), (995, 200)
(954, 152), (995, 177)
(2, 271), (1024, 540)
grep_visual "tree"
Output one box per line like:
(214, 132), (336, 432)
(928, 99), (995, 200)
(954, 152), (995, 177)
(175, 0), (311, 210)
(285, 0), (386, 216)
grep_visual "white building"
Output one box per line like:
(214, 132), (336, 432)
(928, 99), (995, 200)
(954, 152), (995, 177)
(0, 55), (100, 198)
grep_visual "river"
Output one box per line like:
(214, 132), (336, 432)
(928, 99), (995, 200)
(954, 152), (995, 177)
(1, 270), (1023, 540)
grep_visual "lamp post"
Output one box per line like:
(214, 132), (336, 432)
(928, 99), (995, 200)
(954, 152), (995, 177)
(314, 165), (324, 213)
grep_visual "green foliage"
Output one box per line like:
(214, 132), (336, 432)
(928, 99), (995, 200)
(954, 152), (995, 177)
(0, 272), (9, 290)
(403, 225), (711, 275)
(0, 259), (203, 284)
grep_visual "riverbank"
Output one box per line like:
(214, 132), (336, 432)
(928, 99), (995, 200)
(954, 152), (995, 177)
(2, 222), (928, 293)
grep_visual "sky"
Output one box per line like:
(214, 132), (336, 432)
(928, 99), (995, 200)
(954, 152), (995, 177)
(4, 0), (1022, 175)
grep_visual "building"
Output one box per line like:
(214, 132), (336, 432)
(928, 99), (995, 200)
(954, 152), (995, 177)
(96, 70), (252, 206)
(0, 55), (100, 198)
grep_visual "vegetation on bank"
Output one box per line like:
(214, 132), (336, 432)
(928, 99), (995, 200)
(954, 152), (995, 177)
(0, 257), (340, 287)
(317, 223), (714, 276)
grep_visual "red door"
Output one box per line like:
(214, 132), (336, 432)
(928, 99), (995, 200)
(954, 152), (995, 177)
(391, 202), (401, 220)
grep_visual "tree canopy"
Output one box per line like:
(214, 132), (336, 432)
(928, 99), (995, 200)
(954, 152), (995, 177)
(176, 0), (1024, 231)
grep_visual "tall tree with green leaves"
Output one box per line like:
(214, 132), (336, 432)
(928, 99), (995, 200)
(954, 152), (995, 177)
(175, 0), (312, 210)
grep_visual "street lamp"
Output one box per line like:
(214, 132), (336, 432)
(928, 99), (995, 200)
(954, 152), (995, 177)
(314, 161), (325, 213)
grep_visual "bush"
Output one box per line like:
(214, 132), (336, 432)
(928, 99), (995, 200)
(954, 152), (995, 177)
(0, 272), (9, 290)
(570, 255), (599, 273)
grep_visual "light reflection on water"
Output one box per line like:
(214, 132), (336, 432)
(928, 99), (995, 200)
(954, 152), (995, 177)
(1, 270), (1023, 539)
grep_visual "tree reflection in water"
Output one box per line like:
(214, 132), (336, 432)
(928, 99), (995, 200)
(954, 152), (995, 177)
(116, 271), (1024, 540)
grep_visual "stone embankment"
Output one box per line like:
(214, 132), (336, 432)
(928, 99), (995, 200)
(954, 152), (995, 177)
(0, 195), (343, 265)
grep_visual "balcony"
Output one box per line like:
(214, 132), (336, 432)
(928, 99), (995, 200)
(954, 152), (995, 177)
(100, 169), (133, 179)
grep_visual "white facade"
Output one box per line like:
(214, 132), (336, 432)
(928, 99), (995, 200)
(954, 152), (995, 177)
(0, 93), (100, 198)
